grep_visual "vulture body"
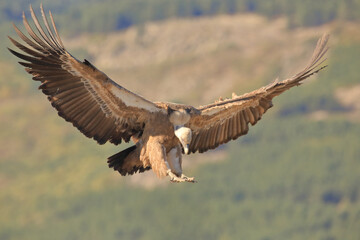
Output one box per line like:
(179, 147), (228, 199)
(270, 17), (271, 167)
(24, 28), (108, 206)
(8, 5), (329, 183)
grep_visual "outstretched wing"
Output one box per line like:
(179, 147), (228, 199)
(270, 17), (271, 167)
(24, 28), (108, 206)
(8, 5), (165, 145)
(186, 34), (329, 154)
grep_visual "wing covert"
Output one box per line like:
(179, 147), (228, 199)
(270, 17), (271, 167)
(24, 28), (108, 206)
(8, 5), (164, 145)
(186, 34), (329, 154)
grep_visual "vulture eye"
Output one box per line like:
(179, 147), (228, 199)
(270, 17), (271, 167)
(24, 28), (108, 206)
(167, 107), (175, 115)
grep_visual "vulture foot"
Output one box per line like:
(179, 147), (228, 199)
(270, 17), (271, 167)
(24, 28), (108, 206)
(167, 170), (196, 183)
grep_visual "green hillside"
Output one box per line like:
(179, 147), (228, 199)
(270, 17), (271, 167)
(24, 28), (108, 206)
(1, 0), (360, 33)
(1, 4), (360, 240)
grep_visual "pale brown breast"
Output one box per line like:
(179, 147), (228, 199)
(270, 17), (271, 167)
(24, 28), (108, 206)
(142, 112), (180, 152)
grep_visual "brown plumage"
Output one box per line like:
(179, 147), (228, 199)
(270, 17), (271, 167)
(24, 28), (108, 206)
(8, 5), (329, 183)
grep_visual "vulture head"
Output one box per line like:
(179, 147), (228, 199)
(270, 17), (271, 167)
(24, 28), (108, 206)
(174, 126), (192, 154)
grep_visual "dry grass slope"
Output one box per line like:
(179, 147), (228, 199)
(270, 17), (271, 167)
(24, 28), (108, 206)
(63, 14), (333, 105)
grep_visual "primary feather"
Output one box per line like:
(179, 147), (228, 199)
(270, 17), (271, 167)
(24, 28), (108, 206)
(8, 4), (165, 145)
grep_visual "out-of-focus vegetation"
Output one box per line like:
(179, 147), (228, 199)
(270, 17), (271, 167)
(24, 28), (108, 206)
(1, 0), (360, 34)
(1, 2), (360, 240)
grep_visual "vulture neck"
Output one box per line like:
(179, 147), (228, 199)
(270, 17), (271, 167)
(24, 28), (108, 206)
(169, 109), (190, 126)
(169, 109), (192, 154)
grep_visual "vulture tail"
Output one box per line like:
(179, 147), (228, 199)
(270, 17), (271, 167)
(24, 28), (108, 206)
(107, 145), (151, 176)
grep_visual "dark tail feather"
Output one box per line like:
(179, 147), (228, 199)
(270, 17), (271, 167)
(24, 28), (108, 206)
(107, 145), (136, 175)
(107, 145), (150, 176)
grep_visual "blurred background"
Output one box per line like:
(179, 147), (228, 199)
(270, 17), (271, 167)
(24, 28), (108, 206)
(1, 0), (360, 239)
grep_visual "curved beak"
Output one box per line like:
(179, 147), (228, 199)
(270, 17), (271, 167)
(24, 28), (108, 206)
(184, 144), (189, 155)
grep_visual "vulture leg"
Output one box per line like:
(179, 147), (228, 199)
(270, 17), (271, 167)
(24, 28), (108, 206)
(166, 146), (183, 176)
(166, 146), (195, 183)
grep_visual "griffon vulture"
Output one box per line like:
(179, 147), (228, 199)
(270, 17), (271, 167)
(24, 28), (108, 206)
(8, 5), (329, 183)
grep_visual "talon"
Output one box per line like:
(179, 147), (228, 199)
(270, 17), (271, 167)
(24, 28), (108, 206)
(167, 170), (196, 183)
(170, 177), (186, 183)
(181, 174), (196, 183)
(167, 170), (184, 183)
